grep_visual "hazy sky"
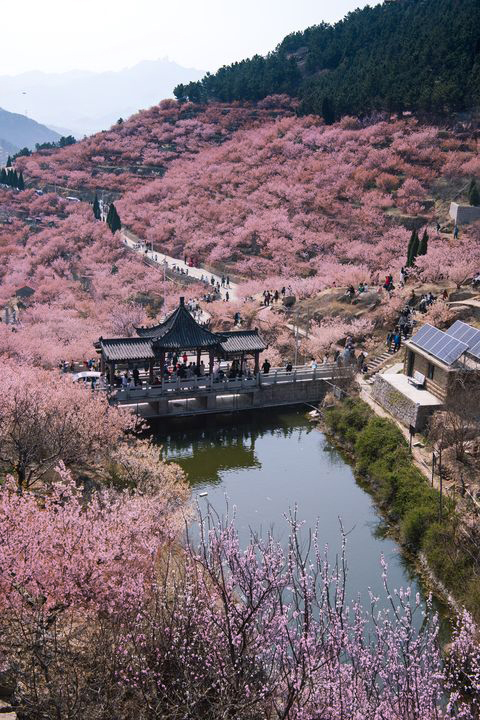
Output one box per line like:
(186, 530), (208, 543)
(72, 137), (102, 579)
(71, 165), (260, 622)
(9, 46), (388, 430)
(3, 0), (372, 76)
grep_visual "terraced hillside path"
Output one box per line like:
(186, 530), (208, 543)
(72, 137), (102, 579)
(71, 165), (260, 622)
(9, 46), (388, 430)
(121, 228), (239, 301)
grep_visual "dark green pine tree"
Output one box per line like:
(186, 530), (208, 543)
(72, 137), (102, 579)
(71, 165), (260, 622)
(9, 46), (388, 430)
(0, 168), (6, 184)
(17, 171), (25, 191)
(92, 193), (101, 220)
(321, 96), (335, 125)
(468, 179), (480, 206)
(406, 229), (420, 267)
(417, 228), (428, 256)
(107, 203), (121, 233)
(6, 156), (12, 167)
(406, 229), (415, 267)
(410, 229), (420, 265)
(106, 203), (113, 228)
(7, 169), (18, 188)
(112, 205), (122, 233)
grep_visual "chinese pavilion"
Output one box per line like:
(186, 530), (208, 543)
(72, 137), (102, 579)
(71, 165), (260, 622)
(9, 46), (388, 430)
(95, 297), (267, 382)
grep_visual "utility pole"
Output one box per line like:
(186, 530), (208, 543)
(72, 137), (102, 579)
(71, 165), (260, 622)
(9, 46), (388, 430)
(294, 321), (299, 367)
(438, 444), (443, 520)
(163, 259), (167, 312)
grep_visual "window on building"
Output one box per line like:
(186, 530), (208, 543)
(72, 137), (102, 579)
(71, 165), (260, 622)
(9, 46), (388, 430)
(427, 363), (435, 380)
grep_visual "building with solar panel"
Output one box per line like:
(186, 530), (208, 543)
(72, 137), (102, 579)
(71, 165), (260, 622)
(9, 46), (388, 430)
(405, 321), (480, 400)
(372, 320), (480, 431)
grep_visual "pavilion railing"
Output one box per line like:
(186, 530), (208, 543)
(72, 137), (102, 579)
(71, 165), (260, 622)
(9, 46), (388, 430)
(113, 363), (349, 402)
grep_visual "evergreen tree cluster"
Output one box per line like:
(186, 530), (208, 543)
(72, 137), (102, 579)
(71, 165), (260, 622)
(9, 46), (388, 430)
(174, 0), (480, 119)
(35, 135), (77, 152)
(468, 178), (480, 207)
(92, 194), (101, 220)
(0, 167), (25, 190)
(106, 203), (121, 233)
(407, 228), (428, 267)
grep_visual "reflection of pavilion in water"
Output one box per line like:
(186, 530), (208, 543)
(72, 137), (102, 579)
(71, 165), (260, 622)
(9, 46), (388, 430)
(159, 411), (310, 485)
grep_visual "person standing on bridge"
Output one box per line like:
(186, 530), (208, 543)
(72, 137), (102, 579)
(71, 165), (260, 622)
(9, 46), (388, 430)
(262, 358), (271, 374)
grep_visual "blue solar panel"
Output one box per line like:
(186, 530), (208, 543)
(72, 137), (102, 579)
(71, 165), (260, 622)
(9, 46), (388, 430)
(468, 339), (480, 362)
(410, 323), (468, 365)
(446, 321), (480, 359)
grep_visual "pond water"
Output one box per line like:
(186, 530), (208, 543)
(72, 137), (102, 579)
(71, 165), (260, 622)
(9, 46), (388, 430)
(154, 406), (422, 607)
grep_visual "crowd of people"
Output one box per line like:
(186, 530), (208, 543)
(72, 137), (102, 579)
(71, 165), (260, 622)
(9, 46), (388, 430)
(262, 286), (292, 306)
(384, 303), (416, 354)
(110, 354), (263, 388)
(345, 281), (371, 301)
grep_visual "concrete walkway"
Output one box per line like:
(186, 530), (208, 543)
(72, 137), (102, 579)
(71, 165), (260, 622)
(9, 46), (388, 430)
(121, 228), (239, 302)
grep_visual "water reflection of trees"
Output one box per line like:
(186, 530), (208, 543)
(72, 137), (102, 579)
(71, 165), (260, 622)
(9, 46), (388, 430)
(152, 409), (313, 485)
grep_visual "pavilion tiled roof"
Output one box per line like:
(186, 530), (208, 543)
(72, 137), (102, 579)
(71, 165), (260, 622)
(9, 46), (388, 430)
(218, 329), (267, 354)
(136, 297), (223, 349)
(100, 337), (155, 362)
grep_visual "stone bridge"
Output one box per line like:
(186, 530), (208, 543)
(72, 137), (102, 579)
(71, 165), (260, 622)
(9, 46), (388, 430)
(112, 365), (348, 418)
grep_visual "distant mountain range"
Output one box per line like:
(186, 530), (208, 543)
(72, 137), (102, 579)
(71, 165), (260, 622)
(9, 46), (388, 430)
(0, 58), (205, 137)
(0, 107), (61, 163)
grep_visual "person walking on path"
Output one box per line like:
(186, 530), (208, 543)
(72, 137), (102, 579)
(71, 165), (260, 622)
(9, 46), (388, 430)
(453, 224), (459, 239)
(393, 329), (402, 353)
(262, 358), (271, 374)
(225, 291), (230, 302)
(357, 351), (366, 371)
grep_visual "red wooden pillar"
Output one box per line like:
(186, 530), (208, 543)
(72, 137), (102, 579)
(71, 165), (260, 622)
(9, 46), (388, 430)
(209, 348), (215, 375)
(196, 348), (201, 367)
(149, 358), (154, 384)
(254, 351), (260, 374)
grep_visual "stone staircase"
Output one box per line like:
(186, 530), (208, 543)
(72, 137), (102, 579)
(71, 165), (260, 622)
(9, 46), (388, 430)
(365, 351), (392, 379)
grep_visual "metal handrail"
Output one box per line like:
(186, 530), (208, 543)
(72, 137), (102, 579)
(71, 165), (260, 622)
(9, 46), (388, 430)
(114, 363), (350, 401)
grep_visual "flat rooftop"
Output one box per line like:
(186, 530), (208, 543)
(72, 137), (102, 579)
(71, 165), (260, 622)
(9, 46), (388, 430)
(379, 371), (444, 407)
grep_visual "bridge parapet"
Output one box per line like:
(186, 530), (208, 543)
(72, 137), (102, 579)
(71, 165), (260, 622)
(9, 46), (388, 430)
(112, 364), (351, 418)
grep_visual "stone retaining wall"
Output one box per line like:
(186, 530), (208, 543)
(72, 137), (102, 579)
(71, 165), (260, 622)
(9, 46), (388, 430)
(371, 375), (435, 431)
(449, 202), (480, 225)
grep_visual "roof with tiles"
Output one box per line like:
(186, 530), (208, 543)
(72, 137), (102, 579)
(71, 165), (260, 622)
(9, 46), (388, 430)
(100, 337), (155, 362)
(218, 329), (267, 354)
(136, 297), (223, 349)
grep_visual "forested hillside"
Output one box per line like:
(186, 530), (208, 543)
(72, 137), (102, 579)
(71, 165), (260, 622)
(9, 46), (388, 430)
(15, 98), (296, 193)
(174, 0), (480, 119)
